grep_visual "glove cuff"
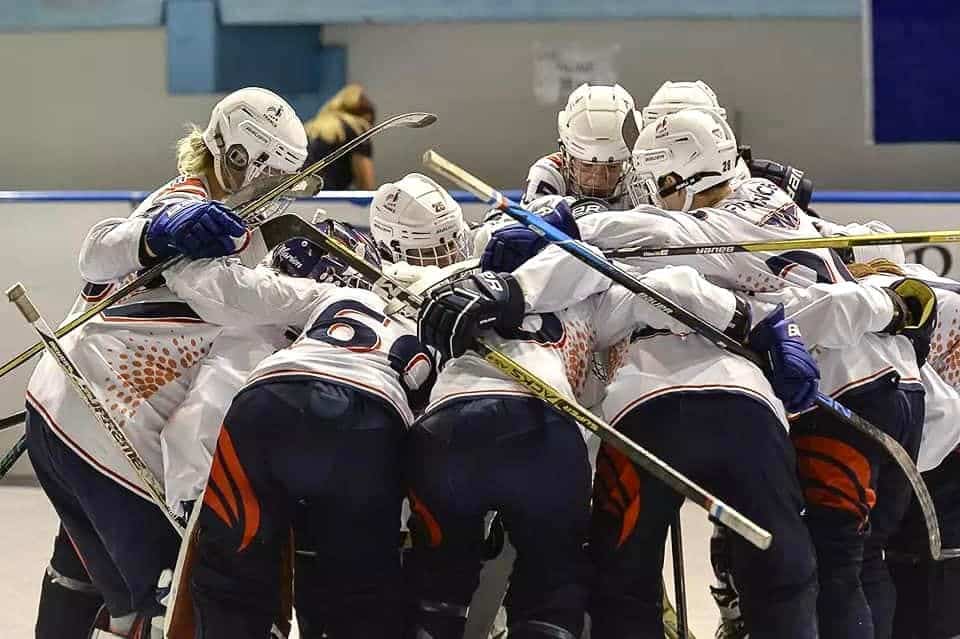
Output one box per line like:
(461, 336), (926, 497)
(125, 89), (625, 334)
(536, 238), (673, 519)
(495, 273), (525, 333)
(725, 296), (753, 344)
(139, 224), (169, 267)
(881, 287), (909, 335)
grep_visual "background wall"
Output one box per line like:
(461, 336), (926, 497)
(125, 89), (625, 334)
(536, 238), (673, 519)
(0, 19), (956, 192)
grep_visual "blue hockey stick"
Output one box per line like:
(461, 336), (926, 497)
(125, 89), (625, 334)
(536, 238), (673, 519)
(423, 149), (944, 561)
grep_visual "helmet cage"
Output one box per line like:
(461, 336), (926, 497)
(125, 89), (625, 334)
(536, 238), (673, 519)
(560, 145), (629, 202)
(379, 231), (469, 268)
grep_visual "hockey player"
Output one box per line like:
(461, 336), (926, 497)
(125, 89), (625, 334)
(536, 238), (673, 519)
(520, 83), (636, 209)
(26, 87), (310, 638)
(488, 108), (929, 638)
(639, 79), (815, 213)
(188, 221), (436, 638)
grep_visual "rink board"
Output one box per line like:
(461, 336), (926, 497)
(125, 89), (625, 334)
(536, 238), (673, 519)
(0, 191), (958, 478)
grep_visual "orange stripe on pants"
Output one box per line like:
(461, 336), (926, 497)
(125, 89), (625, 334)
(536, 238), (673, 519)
(214, 425), (262, 552)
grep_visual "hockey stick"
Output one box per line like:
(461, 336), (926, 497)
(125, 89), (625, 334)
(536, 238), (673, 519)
(670, 513), (690, 639)
(602, 229), (960, 259)
(0, 112), (437, 383)
(0, 410), (25, 431)
(287, 219), (773, 551)
(6, 283), (187, 532)
(422, 149), (945, 561)
(0, 410), (28, 480)
(0, 433), (26, 479)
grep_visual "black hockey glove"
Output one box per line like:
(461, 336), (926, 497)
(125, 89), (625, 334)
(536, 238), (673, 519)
(881, 278), (938, 366)
(747, 157), (814, 212)
(417, 272), (524, 362)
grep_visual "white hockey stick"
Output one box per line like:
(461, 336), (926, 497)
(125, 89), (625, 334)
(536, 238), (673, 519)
(7, 283), (186, 532)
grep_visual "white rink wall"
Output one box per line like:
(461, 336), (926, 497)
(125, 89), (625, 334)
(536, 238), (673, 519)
(0, 193), (958, 478)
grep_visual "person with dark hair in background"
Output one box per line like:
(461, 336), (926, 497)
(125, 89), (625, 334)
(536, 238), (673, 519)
(303, 84), (376, 190)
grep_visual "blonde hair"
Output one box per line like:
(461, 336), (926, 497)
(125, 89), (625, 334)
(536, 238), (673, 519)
(303, 84), (374, 145)
(176, 125), (213, 177)
(847, 258), (906, 279)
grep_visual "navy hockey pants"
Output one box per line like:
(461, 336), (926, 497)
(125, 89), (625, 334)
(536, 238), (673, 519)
(191, 378), (405, 639)
(404, 396), (592, 639)
(589, 391), (818, 639)
(790, 380), (925, 639)
(888, 450), (960, 639)
(25, 404), (180, 619)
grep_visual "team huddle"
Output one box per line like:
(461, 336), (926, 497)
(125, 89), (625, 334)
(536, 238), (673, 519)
(19, 81), (960, 639)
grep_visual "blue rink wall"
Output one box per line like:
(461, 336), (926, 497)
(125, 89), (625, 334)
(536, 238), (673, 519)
(1, 190), (959, 478)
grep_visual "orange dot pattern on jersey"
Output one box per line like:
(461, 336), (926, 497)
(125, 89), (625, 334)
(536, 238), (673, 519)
(604, 338), (631, 381)
(103, 335), (208, 428)
(930, 301), (960, 390)
(561, 318), (596, 397)
(736, 268), (787, 293)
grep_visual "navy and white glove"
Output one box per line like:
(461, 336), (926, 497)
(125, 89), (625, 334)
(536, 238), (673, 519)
(417, 272), (524, 362)
(142, 201), (247, 263)
(881, 278), (938, 366)
(747, 305), (820, 413)
(747, 157), (814, 212)
(480, 200), (581, 272)
(271, 237), (329, 281)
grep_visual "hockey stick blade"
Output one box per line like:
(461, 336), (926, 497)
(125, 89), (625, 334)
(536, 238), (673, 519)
(0, 112), (437, 383)
(423, 149), (945, 560)
(603, 229), (960, 259)
(295, 217), (773, 551)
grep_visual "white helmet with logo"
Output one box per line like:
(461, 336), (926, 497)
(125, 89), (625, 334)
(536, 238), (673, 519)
(557, 83), (636, 202)
(202, 87), (308, 193)
(629, 108), (739, 212)
(369, 173), (469, 267)
(641, 80), (727, 127)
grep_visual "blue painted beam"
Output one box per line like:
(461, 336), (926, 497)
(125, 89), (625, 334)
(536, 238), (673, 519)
(167, 0), (346, 101)
(219, 0), (860, 24)
(167, 0), (218, 93)
(0, 1), (162, 31)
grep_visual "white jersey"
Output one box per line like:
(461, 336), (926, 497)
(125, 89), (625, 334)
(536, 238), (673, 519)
(29, 176), (319, 510)
(607, 278), (900, 430)
(428, 265), (739, 416)
(515, 178), (921, 403)
(246, 287), (433, 426)
(812, 217), (905, 265)
(520, 152), (632, 210)
(521, 153), (566, 205)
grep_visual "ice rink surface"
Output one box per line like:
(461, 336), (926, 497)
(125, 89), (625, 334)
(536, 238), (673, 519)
(2, 483), (720, 638)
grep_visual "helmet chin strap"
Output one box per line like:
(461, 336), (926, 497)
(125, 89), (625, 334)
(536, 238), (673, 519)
(211, 156), (233, 194)
(681, 188), (696, 212)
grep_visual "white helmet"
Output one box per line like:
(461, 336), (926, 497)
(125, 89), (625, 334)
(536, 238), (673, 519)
(369, 173), (470, 267)
(629, 108), (739, 212)
(641, 81), (727, 127)
(557, 83), (635, 202)
(202, 87), (308, 193)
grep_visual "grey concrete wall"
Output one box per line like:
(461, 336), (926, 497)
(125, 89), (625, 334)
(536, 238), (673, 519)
(0, 20), (957, 192)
